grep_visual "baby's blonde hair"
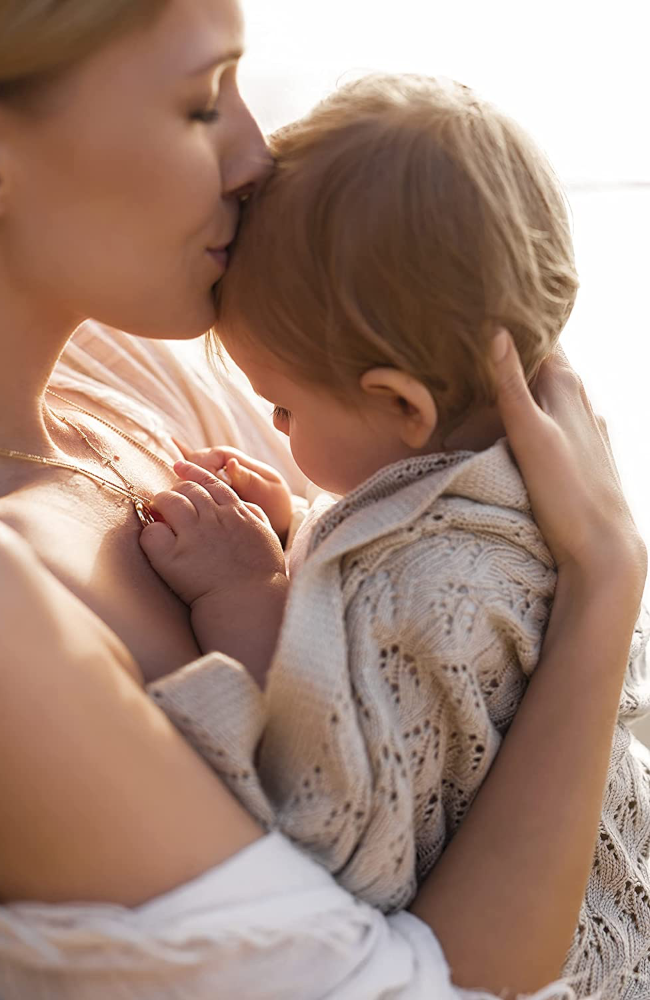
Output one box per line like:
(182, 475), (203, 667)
(0, 0), (166, 99)
(216, 74), (579, 433)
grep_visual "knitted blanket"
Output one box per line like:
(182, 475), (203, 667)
(151, 440), (650, 998)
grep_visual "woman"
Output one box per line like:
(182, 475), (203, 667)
(0, 0), (645, 996)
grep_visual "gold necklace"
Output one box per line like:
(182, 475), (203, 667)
(0, 440), (156, 526)
(0, 390), (177, 527)
(45, 389), (174, 474)
(58, 413), (156, 526)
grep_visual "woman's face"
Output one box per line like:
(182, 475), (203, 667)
(0, 0), (270, 339)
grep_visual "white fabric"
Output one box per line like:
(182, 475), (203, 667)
(151, 442), (650, 998)
(0, 833), (574, 1000)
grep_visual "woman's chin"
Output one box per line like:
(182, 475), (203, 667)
(103, 302), (217, 342)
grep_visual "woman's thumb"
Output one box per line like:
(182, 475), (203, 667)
(491, 329), (537, 437)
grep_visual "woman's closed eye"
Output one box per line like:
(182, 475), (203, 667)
(273, 405), (291, 423)
(191, 105), (220, 124)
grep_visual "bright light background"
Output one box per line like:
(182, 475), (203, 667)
(236, 0), (650, 569)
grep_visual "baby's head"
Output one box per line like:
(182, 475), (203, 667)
(215, 73), (578, 494)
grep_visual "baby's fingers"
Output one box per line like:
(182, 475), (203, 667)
(243, 501), (272, 527)
(223, 458), (267, 500)
(139, 520), (176, 563)
(212, 448), (285, 484)
(173, 461), (239, 506)
(171, 437), (192, 461)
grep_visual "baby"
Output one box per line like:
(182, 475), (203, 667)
(144, 76), (650, 998)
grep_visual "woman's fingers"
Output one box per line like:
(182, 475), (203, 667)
(491, 329), (553, 452)
(532, 346), (587, 422)
(490, 328), (646, 580)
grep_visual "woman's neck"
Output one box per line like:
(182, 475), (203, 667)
(0, 276), (83, 453)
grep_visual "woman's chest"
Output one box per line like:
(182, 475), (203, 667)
(0, 480), (201, 682)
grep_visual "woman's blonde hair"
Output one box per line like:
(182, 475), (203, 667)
(0, 0), (166, 99)
(216, 74), (579, 433)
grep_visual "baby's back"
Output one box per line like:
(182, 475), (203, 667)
(152, 441), (650, 996)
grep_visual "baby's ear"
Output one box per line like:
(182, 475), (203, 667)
(359, 368), (437, 449)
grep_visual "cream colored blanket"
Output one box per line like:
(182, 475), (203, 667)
(152, 441), (650, 999)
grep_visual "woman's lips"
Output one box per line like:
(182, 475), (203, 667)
(207, 247), (229, 270)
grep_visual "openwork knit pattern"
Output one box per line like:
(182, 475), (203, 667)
(150, 440), (650, 998)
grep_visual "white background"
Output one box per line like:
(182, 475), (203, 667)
(236, 0), (650, 567)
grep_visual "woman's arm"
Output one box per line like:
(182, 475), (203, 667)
(410, 332), (646, 995)
(0, 524), (262, 906)
(412, 569), (637, 996)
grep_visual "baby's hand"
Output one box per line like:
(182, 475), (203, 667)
(140, 462), (289, 684)
(175, 442), (293, 544)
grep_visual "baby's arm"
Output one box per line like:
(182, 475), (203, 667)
(140, 462), (289, 687)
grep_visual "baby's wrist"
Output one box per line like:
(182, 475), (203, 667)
(190, 573), (289, 686)
(188, 592), (223, 656)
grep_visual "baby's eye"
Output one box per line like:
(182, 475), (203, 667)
(273, 405), (291, 422)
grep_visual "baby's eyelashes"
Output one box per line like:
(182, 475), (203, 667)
(272, 406), (291, 433)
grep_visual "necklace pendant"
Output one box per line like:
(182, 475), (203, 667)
(134, 500), (156, 527)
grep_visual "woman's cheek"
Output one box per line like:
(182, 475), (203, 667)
(169, 139), (222, 232)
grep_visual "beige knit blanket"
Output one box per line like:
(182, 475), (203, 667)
(150, 440), (650, 999)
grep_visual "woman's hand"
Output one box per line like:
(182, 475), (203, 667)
(140, 462), (288, 685)
(491, 329), (646, 587)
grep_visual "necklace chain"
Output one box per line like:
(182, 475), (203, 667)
(0, 389), (176, 527)
(57, 413), (139, 494)
(45, 389), (174, 474)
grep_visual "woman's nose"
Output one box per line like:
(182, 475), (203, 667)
(223, 107), (273, 199)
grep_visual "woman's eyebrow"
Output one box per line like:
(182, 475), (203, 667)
(187, 49), (244, 77)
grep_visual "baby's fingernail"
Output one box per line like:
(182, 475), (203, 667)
(491, 330), (509, 363)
